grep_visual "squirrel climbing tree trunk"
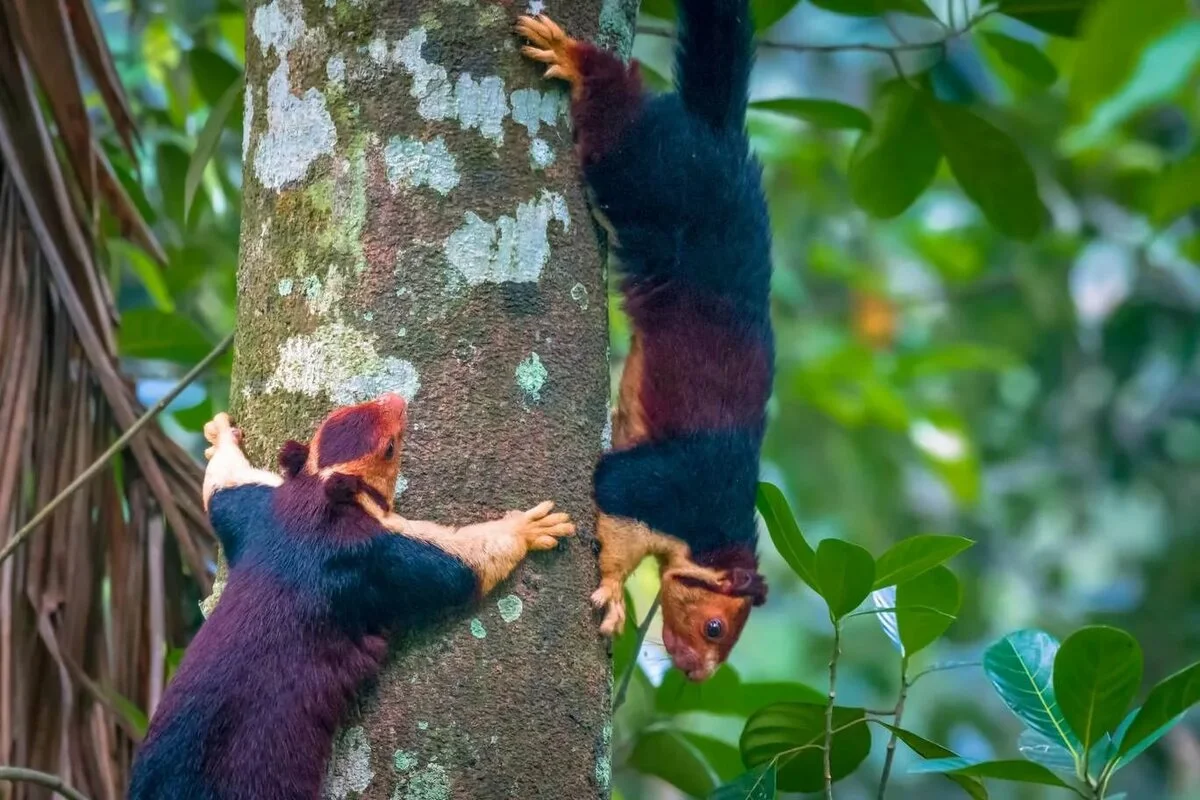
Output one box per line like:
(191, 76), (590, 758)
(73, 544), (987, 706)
(222, 1), (638, 797)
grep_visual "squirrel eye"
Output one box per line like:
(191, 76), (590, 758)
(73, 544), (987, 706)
(704, 619), (724, 640)
(384, 440), (395, 461)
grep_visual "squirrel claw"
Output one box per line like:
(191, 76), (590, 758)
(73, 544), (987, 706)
(591, 581), (626, 636)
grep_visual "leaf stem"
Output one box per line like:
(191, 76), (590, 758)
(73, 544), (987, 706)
(612, 590), (661, 711)
(0, 330), (234, 568)
(877, 656), (911, 799)
(908, 660), (982, 687)
(0, 767), (91, 800)
(825, 617), (842, 800)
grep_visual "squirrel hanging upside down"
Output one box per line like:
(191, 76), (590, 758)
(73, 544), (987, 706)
(517, 0), (773, 681)
(128, 395), (574, 800)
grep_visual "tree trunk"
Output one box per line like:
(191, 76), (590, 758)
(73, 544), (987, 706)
(225, 1), (637, 797)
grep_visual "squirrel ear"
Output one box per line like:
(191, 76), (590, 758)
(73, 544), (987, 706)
(278, 440), (310, 478)
(725, 568), (768, 607)
(324, 473), (363, 506)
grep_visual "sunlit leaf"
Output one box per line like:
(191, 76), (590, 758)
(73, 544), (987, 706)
(896, 565), (960, 655)
(189, 47), (242, 110)
(756, 482), (818, 590)
(849, 80), (941, 218)
(978, 31), (1059, 86)
(657, 664), (825, 716)
(1053, 626), (1142, 756)
(708, 764), (776, 800)
(1069, 0), (1186, 117)
(109, 240), (174, 313)
(814, 539), (876, 619)
(1151, 148), (1200, 226)
(1116, 661), (1200, 761)
(983, 631), (1081, 760)
(750, 98), (872, 131)
(997, 0), (1093, 37)
(740, 703), (870, 792)
(810, 0), (936, 18)
(924, 99), (1045, 240)
(186, 75), (243, 219)
(876, 724), (988, 799)
(630, 729), (720, 797)
(910, 758), (1075, 788)
(873, 535), (973, 590)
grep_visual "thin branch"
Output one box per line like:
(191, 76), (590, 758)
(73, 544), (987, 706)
(824, 618), (842, 800)
(612, 590), (661, 711)
(0, 767), (91, 800)
(908, 660), (982, 687)
(877, 657), (911, 799)
(0, 330), (234, 568)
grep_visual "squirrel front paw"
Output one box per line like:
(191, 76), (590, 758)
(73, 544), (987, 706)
(203, 413), (243, 460)
(504, 501), (575, 551)
(515, 14), (581, 87)
(591, 579), (626, 637)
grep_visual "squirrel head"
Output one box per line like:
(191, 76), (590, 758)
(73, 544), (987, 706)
(278, 393), (408, 512)
(659, 561), (766, 682)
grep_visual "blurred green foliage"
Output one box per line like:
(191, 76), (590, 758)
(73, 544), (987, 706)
(89, 0), (1200, 797)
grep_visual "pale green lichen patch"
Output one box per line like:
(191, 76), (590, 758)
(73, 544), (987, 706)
(265, 322), (421, 405)
(444, 191), (569, 285)
(511, 88), (564, 169)
(384, 136), (460, 195)
(327, 54), (346, 87)
(278, 277), (295, 296)
(594, 722), (613, 790)
(470, 618), (487, 639)
(497, 594), (524, 623)
(598, 0), (637, 53)
(570, 282), (588, 310)
(323, 726), (374, 799)
(392, 763), (450, 800)
(515, 354), (547, 403)
(417, 721), (429, 731)
(529, 138), (554, 170)
(252, 0), (337, 191)
(314, 142), (369, 276)
(393, 750), (417, 773)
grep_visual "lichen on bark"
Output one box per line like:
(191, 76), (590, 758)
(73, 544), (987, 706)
(221, 0), (637, 797)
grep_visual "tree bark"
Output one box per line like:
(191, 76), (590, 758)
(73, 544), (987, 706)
(224, 0), (637, 797)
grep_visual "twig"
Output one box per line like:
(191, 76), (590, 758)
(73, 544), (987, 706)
(0, 767), (91, 800)
(0, 330), (234, 568)
(824, 618), (842, 800)
(908, 660), (981, 687)
(612, 590), (661, 711)
(877, 657), (911, 799)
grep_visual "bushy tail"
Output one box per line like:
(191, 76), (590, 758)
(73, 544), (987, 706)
(675, 0), (754, 131)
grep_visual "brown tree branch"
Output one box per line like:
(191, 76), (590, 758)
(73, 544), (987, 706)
(0, 767), (91, 800)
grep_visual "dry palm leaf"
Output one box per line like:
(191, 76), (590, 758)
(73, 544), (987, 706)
(0, 3), (215, 798)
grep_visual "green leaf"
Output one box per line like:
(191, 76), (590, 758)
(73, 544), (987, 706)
(708, 765), (776, 800)
(173, 396), (214, 433)
(118, 309), (214, 363)
(871, 588), (902, 653)
(997, 0), (1093, 37)
(752, 0), (804, 30)
(189, 47), (242, 109)
(639, 62), (672, 92)
(684, 734), (744, 783)
(740, 703), (871, 792)
(910, 758), (1074, 788)
(814, 539), (876, 619)
(186, 75), (243, 219)
(630, 729), (719, 797)
(1117, 661), (1200, 760)
(756, 482), (818, 590)
(657, 664), (825, 716)
(640, 0), (676, 19)
(896, 565), (961, 655)
(978, 31), (1059, 86)
(876, 724), (988, 799)
(924, 100), (1045, 240)
(103, 687), (149, 739)
(810, 0), (936, 18)
(1017, 729), (1078, 779)
(1069, 0), (1186, 118)
(1152, 149), (1200, 226)
(109, 240), (174, 313)
(983, 630), (1081, 760)
(1053, 626), (1142, 757)
(156, 142), (190, 228)
(750, 98), (872, 131)
(849, 80), (941, 219)
(873, 535), (974, 590)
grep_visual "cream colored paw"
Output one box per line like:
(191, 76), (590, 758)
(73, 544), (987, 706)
(591, 580), (626, 636)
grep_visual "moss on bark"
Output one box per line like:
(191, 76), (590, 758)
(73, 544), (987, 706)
(226, 1), (635, 797)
